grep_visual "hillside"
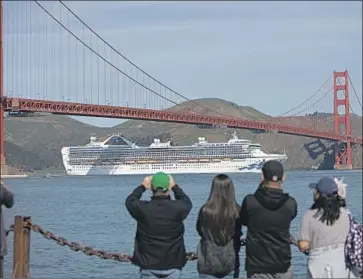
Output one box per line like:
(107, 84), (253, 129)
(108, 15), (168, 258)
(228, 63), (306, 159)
(114, 98), (362, 170)
(4, 141), (43, 171)
(4, 114), (109, 171)
(2, 98), (362, 173)
(114, 98), (271, 144)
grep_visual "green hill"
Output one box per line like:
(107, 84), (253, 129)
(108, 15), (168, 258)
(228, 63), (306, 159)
(4, 114), (108, 170)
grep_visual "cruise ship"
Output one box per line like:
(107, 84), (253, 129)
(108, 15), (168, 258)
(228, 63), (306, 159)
(61, 132), (288, 176)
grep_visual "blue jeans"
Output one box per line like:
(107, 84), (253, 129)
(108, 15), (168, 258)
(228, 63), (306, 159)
(140, 268), (182, 278)
(199, 271), (234, 278)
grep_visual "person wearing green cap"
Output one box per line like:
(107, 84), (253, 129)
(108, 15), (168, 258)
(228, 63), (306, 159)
(125, 172), (192, 278)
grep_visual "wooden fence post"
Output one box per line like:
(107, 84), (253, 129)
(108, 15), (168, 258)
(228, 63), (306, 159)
(13, 216), (31, 278)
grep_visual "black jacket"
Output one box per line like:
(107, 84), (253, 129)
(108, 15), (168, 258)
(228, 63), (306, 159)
(240, 184), (297, 274)
(196, 206), (241, 278)
(1, 181), (14, 257)
(125, 185), (192, 270)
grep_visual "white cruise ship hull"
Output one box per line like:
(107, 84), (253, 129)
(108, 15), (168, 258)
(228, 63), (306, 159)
(61, 133), (288, 176)
(63, 157), (287, 176)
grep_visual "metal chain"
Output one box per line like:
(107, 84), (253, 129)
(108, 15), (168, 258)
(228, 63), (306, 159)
(5, 224), (14, 237)
(19, 220), (198, 261)
(5, 221), (299, 262)
(23, 219), (134, 262)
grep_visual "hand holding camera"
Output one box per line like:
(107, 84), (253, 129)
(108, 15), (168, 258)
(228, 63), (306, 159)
(141, 176), (152, 189)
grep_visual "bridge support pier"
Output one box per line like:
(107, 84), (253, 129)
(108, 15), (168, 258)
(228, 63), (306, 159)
(334, 141), (352, 170)
(333, 71), (352, 169)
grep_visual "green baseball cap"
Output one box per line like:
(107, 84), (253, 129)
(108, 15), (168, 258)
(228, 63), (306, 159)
(151, 172), (170, 192)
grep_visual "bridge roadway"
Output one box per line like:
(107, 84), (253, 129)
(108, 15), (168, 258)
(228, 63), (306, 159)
(2, 97), (362, 145)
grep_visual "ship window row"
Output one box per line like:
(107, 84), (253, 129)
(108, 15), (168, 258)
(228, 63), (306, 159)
(69, 145), (251, 154)
(68, 152), (251, 159)
(70, 142), (252, 151)
(69, 148), (250, 158)
(68, 156), (251, 163)
(67, 154), (253, 163)
(69, 148), (248, 156)
(68, 150), (250, 156)
(67, 153), (254, 161)
(72, 161), (257, 170)
(67, 157), (255, 166)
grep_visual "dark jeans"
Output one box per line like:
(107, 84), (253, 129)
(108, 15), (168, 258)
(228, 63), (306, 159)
(140, 268), (182, 278)
(199, 271), (235, 278)
(0, 256), (4, 279)
(247, 267), (293, 279)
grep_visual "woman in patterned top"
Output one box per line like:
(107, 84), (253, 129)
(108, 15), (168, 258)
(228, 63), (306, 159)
(298, 177), (358, 278)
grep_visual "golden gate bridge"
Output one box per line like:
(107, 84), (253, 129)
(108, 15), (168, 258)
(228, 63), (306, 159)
(0, 1), (362, 170)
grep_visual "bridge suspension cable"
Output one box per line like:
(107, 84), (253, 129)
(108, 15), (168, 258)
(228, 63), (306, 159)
(32, 0), (231, 119)
(347, 73), (362, 110)
(4, 2), (358, 134)
(276, 75), (332, 117)
(33, 1), (184, 110)
(56, 0), (242, 120)
(288, 88), (333, 117)
(31, 1), (341, 122)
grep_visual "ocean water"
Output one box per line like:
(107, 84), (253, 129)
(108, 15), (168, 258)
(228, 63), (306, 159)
(2, 170), (362, 278)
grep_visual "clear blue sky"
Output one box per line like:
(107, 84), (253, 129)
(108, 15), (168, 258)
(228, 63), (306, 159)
(5, 1), (363, 127)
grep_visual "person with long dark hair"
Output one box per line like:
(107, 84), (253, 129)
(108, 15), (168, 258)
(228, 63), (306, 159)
(196, 174), (241, 278)
(298, 177), (358, 278)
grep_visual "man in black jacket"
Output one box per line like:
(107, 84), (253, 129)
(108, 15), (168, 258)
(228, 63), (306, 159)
(1, 180), (15, 278)
(240, 160), (297, 279)
(125, 172), (192, 278)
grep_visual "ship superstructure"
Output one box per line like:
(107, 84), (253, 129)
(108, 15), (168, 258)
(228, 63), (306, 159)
(61, 132), (287, 175)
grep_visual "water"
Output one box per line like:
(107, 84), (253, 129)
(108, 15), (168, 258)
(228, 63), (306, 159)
(2, 170), (362, 278)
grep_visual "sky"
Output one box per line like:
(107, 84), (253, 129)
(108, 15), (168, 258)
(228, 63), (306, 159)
(3, 1), (362, 127)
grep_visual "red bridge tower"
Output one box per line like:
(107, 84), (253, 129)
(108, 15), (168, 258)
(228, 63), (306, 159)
(333, 70), (352, 169)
